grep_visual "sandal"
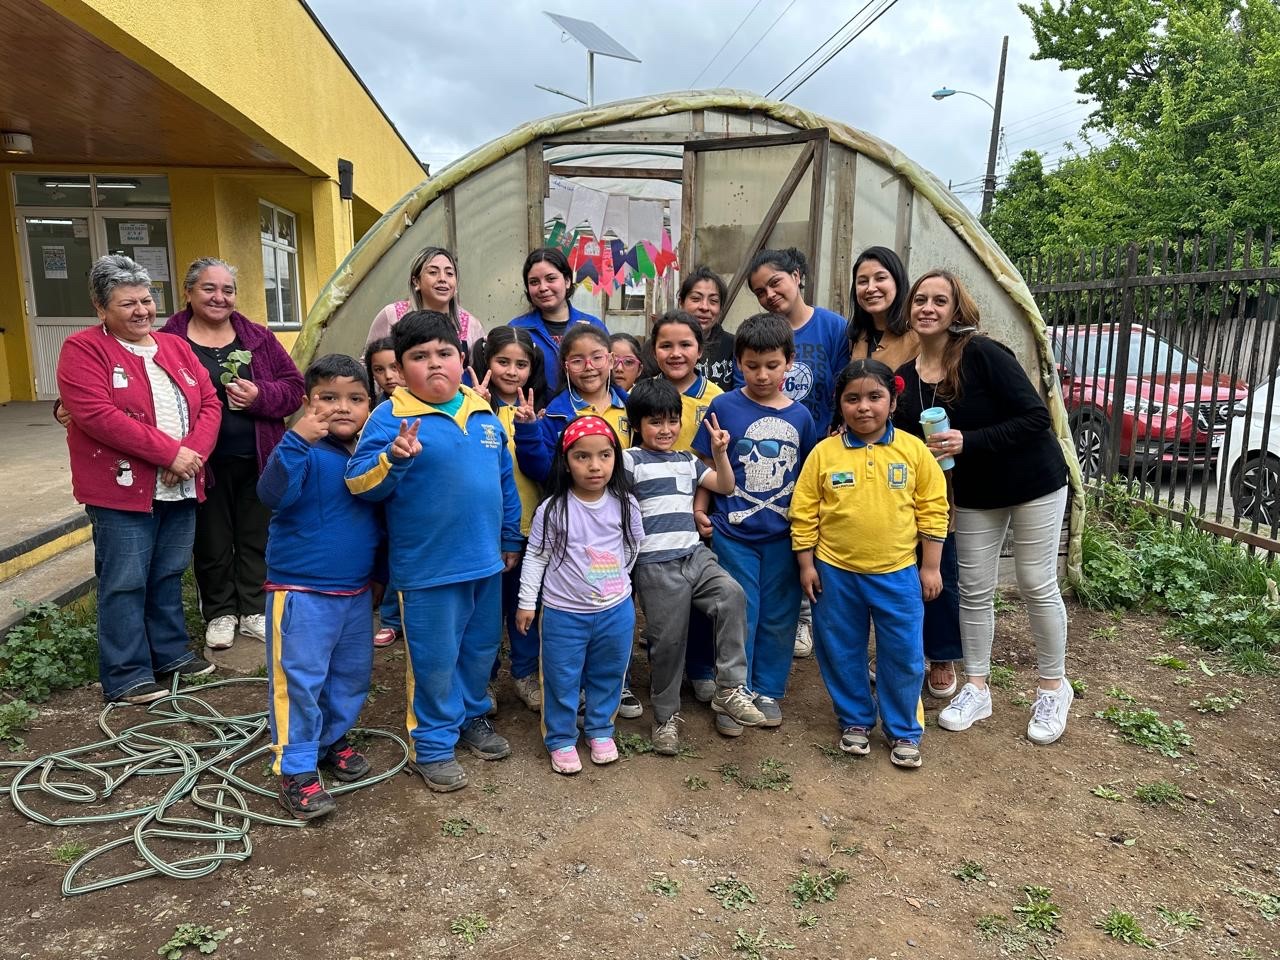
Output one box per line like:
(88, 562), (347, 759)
(373, 627), (399, 648)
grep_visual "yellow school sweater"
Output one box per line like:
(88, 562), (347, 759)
(790, 423), (948, 574)
(497, 402), (541, 537)
(676, 375), (722, 452)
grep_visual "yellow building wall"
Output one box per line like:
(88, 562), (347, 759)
(0, 174), (33, 403)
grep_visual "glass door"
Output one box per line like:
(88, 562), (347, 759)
(19, 212), (96, 399)
(98, 213), (177, 317)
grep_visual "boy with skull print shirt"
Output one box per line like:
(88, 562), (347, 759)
(693, 313), (817, 726)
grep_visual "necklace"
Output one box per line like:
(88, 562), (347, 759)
(917, 367), (940, 411)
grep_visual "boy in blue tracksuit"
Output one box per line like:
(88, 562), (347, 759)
(346, 310), (523, 794)
(258, 354), (384, 820)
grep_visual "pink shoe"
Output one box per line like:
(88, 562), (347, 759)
(588, 737), (618, 765)
(550, 745), (581, 775)
(373, 627), (399, 648)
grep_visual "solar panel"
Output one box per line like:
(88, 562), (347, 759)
(544, 12), (640, 62)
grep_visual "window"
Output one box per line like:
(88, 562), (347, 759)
(260, 201), (299, 327)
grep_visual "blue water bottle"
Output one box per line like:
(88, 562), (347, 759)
(920, 407), (955, 471)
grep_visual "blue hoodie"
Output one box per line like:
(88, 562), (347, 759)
(507, 304), (607, 393)
(513, 384), (631, 486)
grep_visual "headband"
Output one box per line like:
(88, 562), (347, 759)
(561, 415), (617, 452)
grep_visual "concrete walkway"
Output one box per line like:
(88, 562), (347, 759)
(0, 401), (79, 547)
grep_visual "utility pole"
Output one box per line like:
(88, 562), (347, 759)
(981, 35), (1009, 220)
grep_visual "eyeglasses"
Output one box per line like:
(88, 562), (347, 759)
(735, 438), (787, 458)
(565, 352), (614, 372)
(613, 357), (641, 369)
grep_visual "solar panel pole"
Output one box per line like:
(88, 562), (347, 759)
(588, 51), (595, 106)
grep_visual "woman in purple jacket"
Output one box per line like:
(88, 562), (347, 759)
(161, 258), (304, 650)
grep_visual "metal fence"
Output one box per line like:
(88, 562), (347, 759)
(1021, 228), (1280, 550)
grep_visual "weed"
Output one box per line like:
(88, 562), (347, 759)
(1009, 693), (1031, 707)
(731, 927), (794, 959)
(251, 664), (268, 679)
(1070, 677), (1088, 698)
(1191, 689), (1246, 714)
(975, 914), (1008, 940)
(993, 591), (1013, 614)
(1173, 674), (1193, 686)
(439, 816), (484, 838)
(1107, 686), (1137, 703)
(1090, 625), (1119, 641)
(1013, 885), (1062, 933)
(449, 913), (490, 945)
(951, 860), (988, 883)
(156, 923), (228, 958)
(974, 914), (1050, 953)
(1149, 653), (1190, 670)
(344, 729), (371, 750)
(1095, 705), (1193, 757)
(1096, 909), (1155, 946)
(988, 665), (1016, 689)
(1133, 780), (1183, 807)
(364, 682), (390, 705)
(53, 841), (87, 863)
(718, 758), (792, 792)
(787, 868), (848, 908)
(1091, 785), (1127, 802)
(0, 601), (98, 702)
(684, 775), (709, 791)
(1230, 886), (1280, 921)
(0, 699), (38, 748)
(830, 840), (862, 858)
(811, 742), (857, 762)
(645, 873), (681, 898)
(796, 913), (819, 928)
(1155, 906), (1203, 930)
(481, 783), (500, 796)
(260, 763), (274, 781)
(709, 875), (758, 911)
(616, 732), (655, 757)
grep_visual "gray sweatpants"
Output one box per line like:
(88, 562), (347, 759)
(633, 545), (749, 723)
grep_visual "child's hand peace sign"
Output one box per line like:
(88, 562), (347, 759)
(292, 399), (334, 444)
(468, 367), (492, 402)
(390, 418), (422, 459)
(705, 412), (731, 454)
(513, 386), (537, 423)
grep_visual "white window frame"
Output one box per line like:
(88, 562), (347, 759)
(259, 200), (300, 328)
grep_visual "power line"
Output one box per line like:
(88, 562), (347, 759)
(765, 0), (877, 98)
(1003, 101), (1091, 132)
(689, 0), (767, 88)
(779, 0), (901, 100)
(716, 0), (802, 87)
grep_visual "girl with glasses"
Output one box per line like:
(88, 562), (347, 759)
(609, 332), (649, 392)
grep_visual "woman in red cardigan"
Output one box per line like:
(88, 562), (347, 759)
(58, 255), (222, 704)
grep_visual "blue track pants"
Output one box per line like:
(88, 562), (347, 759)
(540, 601), (635, 752)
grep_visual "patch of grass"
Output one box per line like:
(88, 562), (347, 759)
(796, 914), (819, 928)
(53, 840), (88, 864)
(1095, 705), (1192, 757)
(993, 591), (1014, 614)
(684, 775), (709, 791)
(0, 699), (38, 748)
(731, 927), (794, 959)
(975, 914), (1008, 940)
(616, 732), (655, 757)
(1133, 780), (1183, 807)
(1091, 785), (1127, 803)
(481, 783), (500, 796)
(364, 681), (391, 705)
(951, 860), (988, 883)
(0, 600), (98, 702)
(1190, 689), (1246, 714)
(439, 816), (485, 838)
(1096, 909), (1155, 946)
(1173, 674), (1193, 686)
(708, 875), (758, 911)
(787, 868), (848, 908)
(718, 758), (792, 792)
(1230, 886), (1280, 921)
(1013, 885), (1062, 933)
(1106, 686), (1137, 703)
(988, 665), (1016, 689)
(1009, 693), (1031, 707)
(1149, 653), (1190, 670)
(1070, 677), (1088, 698)
(974, 913), (1051, 953)
(811, 742), (857, 762)
(449, 913), (490, 945)
(1090, 625), (1119, 641)
(645, 873), (681, 898)
(156, 923), (228, 958)
(830, 840), (862, 858)
(1155, 906), (1203, 931)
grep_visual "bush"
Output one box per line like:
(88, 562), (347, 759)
(0, 600), (98, 702)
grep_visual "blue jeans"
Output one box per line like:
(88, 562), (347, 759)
(86, 502), (198, 700)
(540, 600), (635, 751)
(921, 533), (963, 662)
(710, 532), (800, 700)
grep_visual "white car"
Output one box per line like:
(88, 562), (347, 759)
(1219, 380), (1280, 528)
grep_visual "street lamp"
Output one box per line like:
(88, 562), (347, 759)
(932, 34), (1008, 219)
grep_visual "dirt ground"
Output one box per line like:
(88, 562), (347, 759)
(2, 597), (1278, 960)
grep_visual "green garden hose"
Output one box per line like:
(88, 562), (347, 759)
(0, 675), (408, 896)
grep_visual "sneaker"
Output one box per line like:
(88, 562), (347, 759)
(926, 661), (958, 699)
(753, 695), (783, 728)
(550, 745), (582, 775)
(651, 714), (683, 756)
(937, 683), (993, 732)
(109, 682), (167, 705)
(409, 758), (467, 792)
(691, 678), (716, 703)
(458, 717), (511, 760)
(320, 737), (370, 782)
(618, 687), (643, 719)
(889, 739), (923, 769)
(158, 657), (216, 686)
(238, 613), (267, 642)
(794, 619), (814, 658)
(588, 737), (619, 765)
(486, 684), (499, 718)
(711, 685), (765, 726)
(839, 726), (871, 755)
(513, 674), (542, 711)
(373, 627), (399, 648)
(204, 615), (236, 650)
(278, 772), (337, 820)
(714, 712), (743, 738)
(1026, 679), (1074, 745)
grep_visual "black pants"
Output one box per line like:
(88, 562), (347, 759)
(194, 455), (270, 621)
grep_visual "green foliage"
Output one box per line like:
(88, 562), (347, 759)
(449, 913), (490, 945)
(1096, 705), (1193, 757)
(53, 840), (88, 864)
(1148, 653), (1189, 670)
(718, 758), (792, 792)
(1096, 909), (1155, 946)
(1091, 785), (1127, 802)
(0, 699), (37, 748)
(988, 666), (1016, 689)
(1091, 625), (1119, 641)
(156, 924), (228, 958)
(645, 873), (681, 898)
(218, 349), (253, 386)
(1156, 906), (1203, 930)
(1107, 686), (1137, 704)
(1191, 689), (1245, 714)
(616, 732), (655, 757)
(1014, 885), (1062, 933)
(731, 927), (794, 959)
(439, 816), (484, 838)
(787, 868), (848, 908)
(1134, 780), (1183, 807)
(684, 775), (709, 791)
(952, 860), (988, 883)
(1231, 886), (1280, 922)
(709, 875), (758, 911)
(0, 601), (98, 702)
(1069, 678), (1088, 698)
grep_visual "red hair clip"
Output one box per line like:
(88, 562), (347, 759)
(893, 375), (905, 394)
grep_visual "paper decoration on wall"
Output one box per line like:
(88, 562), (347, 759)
(565, 183), (608, 238)
(629, 199), (663, 247)
(546, 176), (574, 223)
(604, 194), (630, 246)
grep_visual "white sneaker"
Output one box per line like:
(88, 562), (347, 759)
(205, 615), (237, 650)
(238, 614), (267, 642)
(1027, 679), (1074, 745)
(937, 682), (993, 732)
(513, 674), (542, 711)
(794, 619), (814, 658)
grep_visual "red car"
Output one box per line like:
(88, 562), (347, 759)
(1049, 324), (1248, 480)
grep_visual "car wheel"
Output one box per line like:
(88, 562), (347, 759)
(1069, 409), (1109, 481)
(1231, 452), (1280, 528)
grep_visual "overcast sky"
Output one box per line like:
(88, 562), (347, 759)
(308, 0), (1088, 211)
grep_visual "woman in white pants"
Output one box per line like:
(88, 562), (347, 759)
(894, 270), (1073, 745)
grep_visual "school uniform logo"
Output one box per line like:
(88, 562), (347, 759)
(830, 471), (856, 489)
(480, 423), (500, 449)
(888, 463), (908, 489)
(112, 365), (129, 389)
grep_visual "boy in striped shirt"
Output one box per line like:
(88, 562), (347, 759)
(622, 378), (764, 755)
